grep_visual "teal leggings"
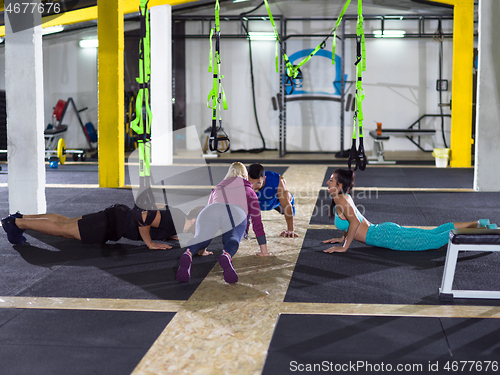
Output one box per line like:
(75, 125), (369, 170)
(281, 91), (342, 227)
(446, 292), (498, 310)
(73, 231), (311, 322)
(365, 222), (455, 251)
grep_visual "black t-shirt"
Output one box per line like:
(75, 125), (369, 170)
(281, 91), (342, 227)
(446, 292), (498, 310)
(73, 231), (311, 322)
(123, 207), (187, 241)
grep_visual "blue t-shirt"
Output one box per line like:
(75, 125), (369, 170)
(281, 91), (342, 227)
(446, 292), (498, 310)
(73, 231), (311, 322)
(256, 171), (294, 213)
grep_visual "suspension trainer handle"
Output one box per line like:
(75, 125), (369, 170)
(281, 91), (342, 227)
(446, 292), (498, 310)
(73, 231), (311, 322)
(208, 122), (231, 154)
(209, 118), (218, 152)
(357, 137), (367, 171)
(348, 139), (360, 171)
(217, 122), (231, 153)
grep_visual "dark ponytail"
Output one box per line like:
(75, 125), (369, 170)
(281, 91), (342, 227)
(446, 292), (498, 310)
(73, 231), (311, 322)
(334, 168), (355, 195)
(329, 169), (355, 219)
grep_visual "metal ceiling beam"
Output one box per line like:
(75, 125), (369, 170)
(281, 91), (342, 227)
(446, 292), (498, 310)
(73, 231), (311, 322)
(0, 0), (201, 37)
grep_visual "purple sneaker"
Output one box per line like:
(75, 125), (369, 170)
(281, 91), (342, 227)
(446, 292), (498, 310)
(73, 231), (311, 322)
(176, 250), (192, 282)
(1, 216), (26, 245)
(218, 251), (238, 284)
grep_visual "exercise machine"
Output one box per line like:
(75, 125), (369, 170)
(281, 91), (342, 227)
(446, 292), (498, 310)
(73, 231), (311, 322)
(44, 98), (96, 163)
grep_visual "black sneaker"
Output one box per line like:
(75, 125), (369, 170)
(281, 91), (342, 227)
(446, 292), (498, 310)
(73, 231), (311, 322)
(1, 216), (26, 245)
(10, 212), (23, 219)
(9, 212), (25, 233)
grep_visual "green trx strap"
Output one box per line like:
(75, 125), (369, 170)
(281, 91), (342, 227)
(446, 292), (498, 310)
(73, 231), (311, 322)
(130, 0), (155, 208)
(207, 0), (230, 153)
(264, 0), (351, 81)
(331, 0), (352, 63)
(348, 0), (367, 171)
(263, 0), (295, 78)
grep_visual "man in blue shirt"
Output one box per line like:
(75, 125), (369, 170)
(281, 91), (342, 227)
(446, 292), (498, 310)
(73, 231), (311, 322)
(247, 163), (298, 238)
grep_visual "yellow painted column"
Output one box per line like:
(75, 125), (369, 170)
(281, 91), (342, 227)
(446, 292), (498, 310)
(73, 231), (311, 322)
(431, 0), (474, 167)
(98, 0), (125, 187)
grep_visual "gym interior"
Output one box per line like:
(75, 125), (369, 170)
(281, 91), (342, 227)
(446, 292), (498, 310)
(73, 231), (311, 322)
(1, 0), (500, 374)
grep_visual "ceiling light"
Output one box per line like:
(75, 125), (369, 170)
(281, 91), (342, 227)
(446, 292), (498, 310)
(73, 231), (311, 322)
(42, 25), (65, 36)
(79, 38), (99, 48)
(233, 0), (251, 3)
(373, 30), (406, 38)
(248, 32), (276, 41)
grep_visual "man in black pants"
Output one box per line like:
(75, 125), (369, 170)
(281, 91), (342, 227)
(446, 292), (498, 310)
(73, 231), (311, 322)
(1, 205), (204, 250)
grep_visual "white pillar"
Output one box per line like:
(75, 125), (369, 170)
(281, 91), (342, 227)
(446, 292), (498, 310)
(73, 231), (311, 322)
(474, 0), (500, 191)
(150, 4), (173, 165)
(5, 1), (46, 214)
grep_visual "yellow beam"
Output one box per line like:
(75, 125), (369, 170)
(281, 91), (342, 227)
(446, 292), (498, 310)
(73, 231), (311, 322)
(43, 6), (98, 28)
(430, 0), (474, 167)
(0, 0), (198, 36)
(0, 6), (98, 37)
(123, 0), (201, 13)
(97, 0), (124, 188)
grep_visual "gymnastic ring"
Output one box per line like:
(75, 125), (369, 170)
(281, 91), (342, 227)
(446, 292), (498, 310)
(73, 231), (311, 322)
(216, 136), (230, 153)
(57, 138), (66, 165)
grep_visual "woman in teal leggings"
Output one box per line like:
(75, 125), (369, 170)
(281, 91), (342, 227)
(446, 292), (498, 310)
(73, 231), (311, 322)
(323, 169), (496, 252)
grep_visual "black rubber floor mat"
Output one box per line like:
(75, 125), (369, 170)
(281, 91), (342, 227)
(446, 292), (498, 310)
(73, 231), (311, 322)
(310, 190), (500, 227)
(263, 314), (500, 374)
(0, 308), (174, 375)
(322, 166), (474, 189)
(284, 228), (500, 306)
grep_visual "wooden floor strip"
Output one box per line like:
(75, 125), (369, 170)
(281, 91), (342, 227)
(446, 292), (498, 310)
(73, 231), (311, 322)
(280, 302), (500, 319)
(131, 165), (329, 375)
(0, 296), (185, 312)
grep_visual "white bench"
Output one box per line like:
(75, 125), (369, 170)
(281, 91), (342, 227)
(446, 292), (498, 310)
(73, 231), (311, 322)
(368, 129), (436, 164)
(439, 229), (500, 301)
